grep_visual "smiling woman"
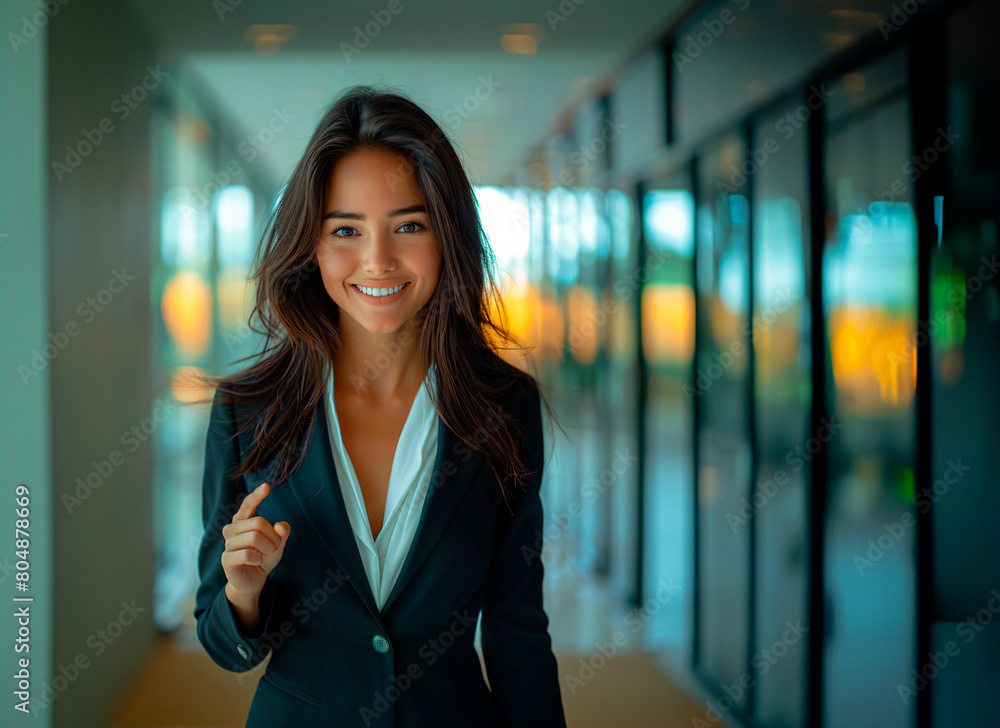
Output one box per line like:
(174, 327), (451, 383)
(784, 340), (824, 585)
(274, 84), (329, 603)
(185, 85), (567, 728)
(316, 149), (442, 335)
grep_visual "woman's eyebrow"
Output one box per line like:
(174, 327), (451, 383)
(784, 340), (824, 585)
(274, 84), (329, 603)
(323, 204), (427, 220)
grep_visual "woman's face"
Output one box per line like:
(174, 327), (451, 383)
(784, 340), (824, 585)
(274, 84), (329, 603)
(315, 148), (442, 338)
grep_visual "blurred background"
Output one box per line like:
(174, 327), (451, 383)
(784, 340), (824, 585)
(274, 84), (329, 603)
(2, 0), (999, 726)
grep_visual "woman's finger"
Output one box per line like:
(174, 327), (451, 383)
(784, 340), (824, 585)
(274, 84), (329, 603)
(233, 482), (273, 522)
(223, 516), (280, 544)
(225, 529), (280, 555)
(222, 548), (264, 569)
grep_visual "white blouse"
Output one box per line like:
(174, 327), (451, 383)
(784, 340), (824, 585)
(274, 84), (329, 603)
(324, 361), (439, 611)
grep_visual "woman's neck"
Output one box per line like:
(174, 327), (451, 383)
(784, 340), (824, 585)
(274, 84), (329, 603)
(333, 318), (426, 404)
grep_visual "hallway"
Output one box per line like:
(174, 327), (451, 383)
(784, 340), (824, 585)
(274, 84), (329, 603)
(3, 0), (999, 726)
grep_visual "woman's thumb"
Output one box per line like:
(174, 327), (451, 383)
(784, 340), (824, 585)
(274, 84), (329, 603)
(275, 521), (291, 540)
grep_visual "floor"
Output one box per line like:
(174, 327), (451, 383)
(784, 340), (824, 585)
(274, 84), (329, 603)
(110, 567), (718, 728)
(109, 638), (711, 728)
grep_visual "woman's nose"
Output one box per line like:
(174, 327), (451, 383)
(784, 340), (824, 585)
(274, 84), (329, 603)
(361, 231), (396, 272)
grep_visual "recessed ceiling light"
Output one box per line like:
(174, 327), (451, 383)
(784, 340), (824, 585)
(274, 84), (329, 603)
(244, 24), (297, 56)
(501, 34), (538, 55)
(842, 72), (865, 93)
(822, 32), (857, 49)
(828, 9), (883, 22)
(501, 23), (546, 42)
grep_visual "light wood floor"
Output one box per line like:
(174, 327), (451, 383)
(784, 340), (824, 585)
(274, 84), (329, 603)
(110, 630), (711, 728)
(111, 545), (721, 727)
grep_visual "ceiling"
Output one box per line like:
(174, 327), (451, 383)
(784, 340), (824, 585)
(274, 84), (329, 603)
(121, 0), (688, 187)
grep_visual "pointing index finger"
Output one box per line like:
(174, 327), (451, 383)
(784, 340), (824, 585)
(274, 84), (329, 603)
(235, 482), (271, 521)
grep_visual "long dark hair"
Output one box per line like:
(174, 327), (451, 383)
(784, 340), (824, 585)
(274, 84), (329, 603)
(188, 84), (557, 509)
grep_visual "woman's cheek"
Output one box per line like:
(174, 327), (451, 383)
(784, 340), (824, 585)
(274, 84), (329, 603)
(316, 248), (355, 289)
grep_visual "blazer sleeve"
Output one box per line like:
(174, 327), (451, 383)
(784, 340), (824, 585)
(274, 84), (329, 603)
(193, 391), (284, 673)
(480, 384), (568, 728)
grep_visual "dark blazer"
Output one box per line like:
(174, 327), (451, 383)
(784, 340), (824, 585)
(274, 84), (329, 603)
(193, 375), (567, 728)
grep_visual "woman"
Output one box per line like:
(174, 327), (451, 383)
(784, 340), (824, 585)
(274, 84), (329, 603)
(192, 85), (568, 728)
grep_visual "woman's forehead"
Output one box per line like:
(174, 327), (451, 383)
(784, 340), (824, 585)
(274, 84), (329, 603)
(324, 150), (425, 209)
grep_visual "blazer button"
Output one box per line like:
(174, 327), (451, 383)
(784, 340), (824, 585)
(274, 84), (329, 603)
(372, 635), (390, 654)
(236, 644), (249, 660)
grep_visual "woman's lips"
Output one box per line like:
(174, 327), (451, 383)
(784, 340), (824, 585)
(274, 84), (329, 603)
(351, 281), (410, 305)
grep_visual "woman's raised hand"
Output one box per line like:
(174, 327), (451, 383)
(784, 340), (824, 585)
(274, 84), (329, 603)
(221, 482), (291, 600)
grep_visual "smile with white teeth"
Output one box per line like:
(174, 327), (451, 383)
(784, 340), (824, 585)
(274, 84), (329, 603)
(354, 282), (408, 297)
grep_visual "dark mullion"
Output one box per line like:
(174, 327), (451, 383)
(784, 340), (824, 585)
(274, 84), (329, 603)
(907, 17), (948, 728)
(744, 118), (758, 720)
(663, 38), (675, 146)
(806, 78), (829, 728)
(633, 180), (648, 610)
(690, 155), (702, 671)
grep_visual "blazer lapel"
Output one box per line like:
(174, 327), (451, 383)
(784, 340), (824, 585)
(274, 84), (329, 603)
(282, 398), (485, 621)
(380, 416), (484, 615)
(282, 399), (380, 619)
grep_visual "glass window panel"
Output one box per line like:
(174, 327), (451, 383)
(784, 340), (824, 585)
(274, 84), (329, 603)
(824, 48), (906, 127)
(933, 0), (1000, 616)
(929, 2), (1000, 722)
(213, 185), (255, 270)
(475, 185), (531, 279)
(641, 168), (695, 649)
(602, 188), (642, 600)
(822, 64), (915, 728)
(751, 100), (810, 728)
(695, 134), (752, 701)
